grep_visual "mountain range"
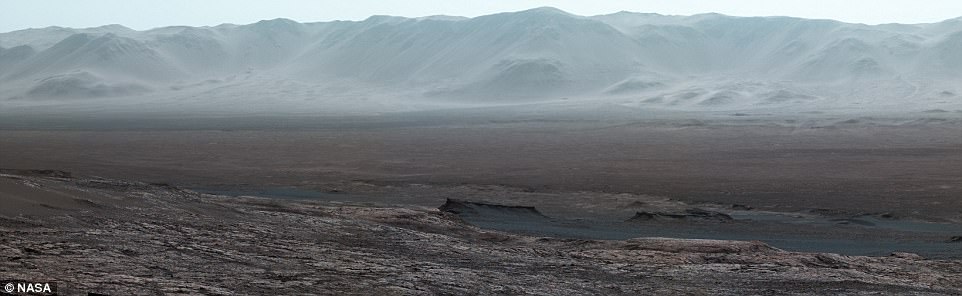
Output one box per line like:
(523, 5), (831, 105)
(1, 7), (960, 114)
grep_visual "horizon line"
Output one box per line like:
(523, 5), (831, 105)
(3, 6), (960, 34)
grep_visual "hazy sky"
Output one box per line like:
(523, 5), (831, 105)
(2, 0), (961, 32)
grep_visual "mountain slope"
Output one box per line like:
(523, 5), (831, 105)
(0, 7), (959, 113)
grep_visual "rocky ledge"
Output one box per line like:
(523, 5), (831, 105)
(0, 171), (960, 295)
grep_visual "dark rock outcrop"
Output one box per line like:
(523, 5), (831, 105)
(627, 208), (733, 223)
(439, 199), (547, 219)
(830, 218), (876, 226)
(0, 169), (72, 178)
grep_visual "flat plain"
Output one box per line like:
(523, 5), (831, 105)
(2, 116), (960, 220)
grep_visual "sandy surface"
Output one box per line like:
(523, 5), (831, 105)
(2, 119), (960, 222)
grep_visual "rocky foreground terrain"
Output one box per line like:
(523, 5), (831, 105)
(1, 170), (961, 295)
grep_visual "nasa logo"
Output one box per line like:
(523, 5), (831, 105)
(1, 281), (57, 295)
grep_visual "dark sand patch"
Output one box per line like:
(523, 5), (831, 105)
(443, 200), (962, 258)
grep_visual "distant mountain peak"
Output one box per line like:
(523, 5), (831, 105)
(362, 15), (409, 24)
(516, 7), (574, 17)
(248, 18), (303, 30)
(90, 24), (133, 32)
(253, 18), (298, 25)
